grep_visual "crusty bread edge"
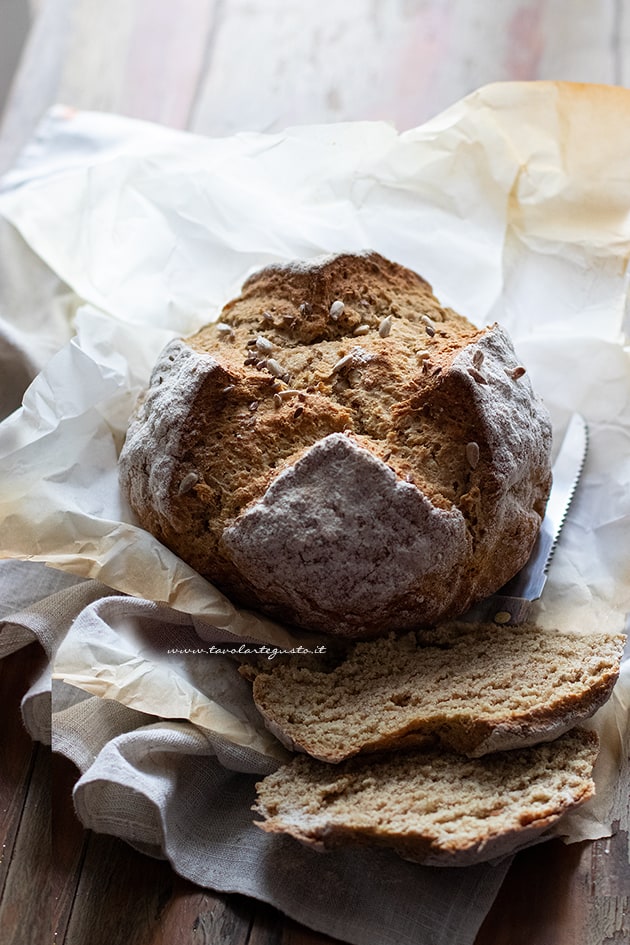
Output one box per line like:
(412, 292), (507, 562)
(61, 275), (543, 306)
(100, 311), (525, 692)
(253, 730), (599, 867)
(251, 633), (625, 762)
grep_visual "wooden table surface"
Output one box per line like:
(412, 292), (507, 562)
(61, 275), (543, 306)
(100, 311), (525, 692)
(1, 3), (629, 944)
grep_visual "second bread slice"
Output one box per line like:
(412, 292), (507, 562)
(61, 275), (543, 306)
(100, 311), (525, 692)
(249, 623), (625, 760)
(253, 728), (599, 866)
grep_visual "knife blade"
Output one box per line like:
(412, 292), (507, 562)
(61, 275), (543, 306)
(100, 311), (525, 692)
(462, 412), (588, 625)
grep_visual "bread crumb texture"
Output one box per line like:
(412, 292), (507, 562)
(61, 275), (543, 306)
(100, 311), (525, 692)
(253, 728), (599, 866)
(119, 252), (552, 637)
(250, 623), (625, 759)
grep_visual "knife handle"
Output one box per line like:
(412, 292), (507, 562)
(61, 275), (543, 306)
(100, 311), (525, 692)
(460, 594), (535, 626)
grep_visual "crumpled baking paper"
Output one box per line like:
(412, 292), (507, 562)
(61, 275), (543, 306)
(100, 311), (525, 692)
(51, 593), (292, 766)
(0, 81), (629, 844)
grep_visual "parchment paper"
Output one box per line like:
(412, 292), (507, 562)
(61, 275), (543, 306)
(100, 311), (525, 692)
(0, 81), (629, 848)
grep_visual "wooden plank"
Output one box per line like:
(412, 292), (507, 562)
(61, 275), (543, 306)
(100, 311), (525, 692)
(117, 0), (219, 129)
(0, 0), (74, 175)
(52, 752), (88, 942)
(534, 0), (619, 84)
(55, 0), (219, 128)
(0, 0), (31, 118)
(476, 839), (588, 945)
(0, 644), (45, 898)
(0, 644), (51, 945)
(0, 0), (219, 174)
(475, 826), (630, 944)
(149, 889), (252, 945)
(620, 0), (630, 86)
(53, 743), (258, 945)
(52, 749), (347, 945)
(1, 0), (625, 176)
(61, 826), (256, 945)
(0, 742), (51, 945)
(51, 752), (346, 945)
(63, 830), (181, 945)
(54, 0), (139, 114)
(248, 899), (344, 945)
(190, 0), (622, 137)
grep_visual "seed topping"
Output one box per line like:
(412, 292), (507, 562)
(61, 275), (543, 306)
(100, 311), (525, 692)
(178, 471), (199, 495)
(330, 300), (345, 320)
(472, 349), (484, 369)
(466, 442), (480, 469)
(332, 353), (353, 374)
(266, 358), (287, 378)
(468, 367), (487, 385)
(256, 335), (274, 353)
(378, 315), (393, 338)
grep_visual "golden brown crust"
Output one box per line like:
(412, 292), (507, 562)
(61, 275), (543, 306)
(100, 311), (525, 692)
(119, 251), (552, 637)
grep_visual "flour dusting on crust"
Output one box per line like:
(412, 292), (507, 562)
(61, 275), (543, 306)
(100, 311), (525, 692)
(119, 251), (552, 638)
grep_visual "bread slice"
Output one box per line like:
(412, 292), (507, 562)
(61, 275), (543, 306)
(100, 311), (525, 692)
(249, 623), (625, 759)
(253, 728), (599, 866)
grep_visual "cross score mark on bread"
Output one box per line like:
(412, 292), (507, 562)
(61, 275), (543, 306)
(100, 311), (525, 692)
(119, 251), (552, 638)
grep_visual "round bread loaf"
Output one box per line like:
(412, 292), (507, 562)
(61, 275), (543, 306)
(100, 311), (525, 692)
(119, 251), (552, 637)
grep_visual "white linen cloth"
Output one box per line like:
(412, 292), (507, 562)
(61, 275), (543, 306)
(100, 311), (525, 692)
(1, 560), (512, 945)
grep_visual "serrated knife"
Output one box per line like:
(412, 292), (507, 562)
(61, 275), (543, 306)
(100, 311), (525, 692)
(462, 412), (588, 625)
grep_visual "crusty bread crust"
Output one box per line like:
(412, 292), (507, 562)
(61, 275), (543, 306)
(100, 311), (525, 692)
(119, 251), (552, 637)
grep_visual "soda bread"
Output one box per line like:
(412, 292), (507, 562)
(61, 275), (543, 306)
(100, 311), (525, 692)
(253, 729), (600, 866)
(247, 623), (626, 759)
(119, 251), (552, 637)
